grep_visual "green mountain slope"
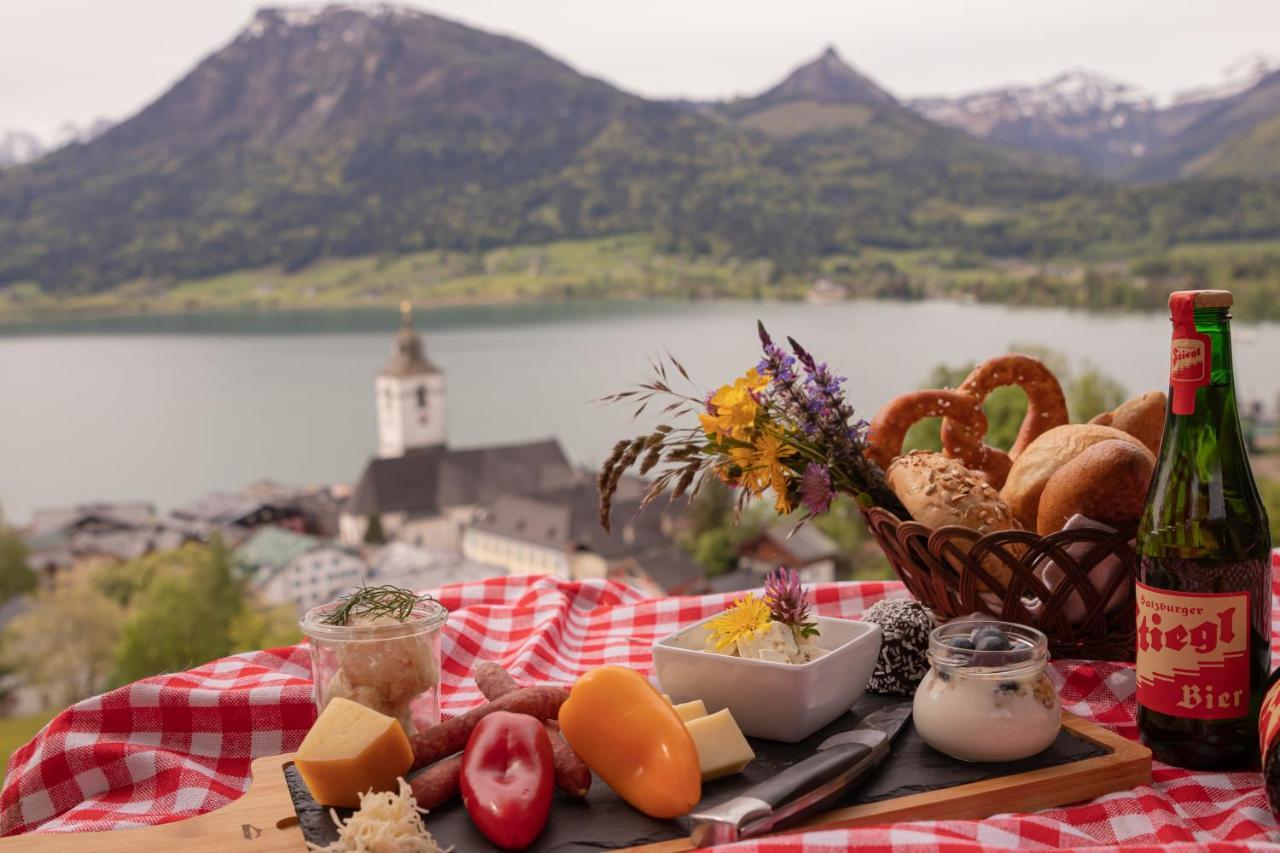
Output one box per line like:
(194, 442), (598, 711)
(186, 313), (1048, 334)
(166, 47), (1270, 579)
(1187, 111), (1280, 178)
(1, 6), (1280, 296)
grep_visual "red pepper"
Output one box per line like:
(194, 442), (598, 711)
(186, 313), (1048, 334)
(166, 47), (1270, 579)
(460, 710), (555, 850)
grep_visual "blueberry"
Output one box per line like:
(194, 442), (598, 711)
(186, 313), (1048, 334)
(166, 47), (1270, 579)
(949, 636), (975, 650)
(972, 625), (1006, 644)
(997, 681), (1020, 693)
(975, 634), (1012, 652)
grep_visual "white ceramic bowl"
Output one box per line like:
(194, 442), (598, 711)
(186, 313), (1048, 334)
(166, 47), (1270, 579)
(652, 614), (882, 743)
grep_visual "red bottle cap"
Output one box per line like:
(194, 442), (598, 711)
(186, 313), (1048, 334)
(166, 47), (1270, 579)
(1168, 291), (1217, 415)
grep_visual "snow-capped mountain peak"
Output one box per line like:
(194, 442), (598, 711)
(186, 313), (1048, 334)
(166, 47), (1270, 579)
(1172, 51), (1278, 106)
(908, 69), (1158, 174)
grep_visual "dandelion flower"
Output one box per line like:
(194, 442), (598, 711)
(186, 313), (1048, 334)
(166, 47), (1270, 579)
(705, 593), (772, 651)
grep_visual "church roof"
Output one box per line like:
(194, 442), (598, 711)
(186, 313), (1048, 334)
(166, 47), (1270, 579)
(347, 439), (576, 517)
(381, 303), (440, 377)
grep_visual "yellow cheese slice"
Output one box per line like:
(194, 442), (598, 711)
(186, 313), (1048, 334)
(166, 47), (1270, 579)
(672, 699), (708, 722)
(295, 697), (414, 808)
(684, 708), (755, 781)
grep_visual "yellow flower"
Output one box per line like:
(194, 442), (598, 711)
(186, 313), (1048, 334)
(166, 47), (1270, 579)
(701, 369), (770, 440)
(705, 593), (773, 651)
(749, 432), (796, 513)
(774, 488), (794, 515)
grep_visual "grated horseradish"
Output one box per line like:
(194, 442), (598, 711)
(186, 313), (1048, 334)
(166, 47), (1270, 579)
(306, 777), (449, 853)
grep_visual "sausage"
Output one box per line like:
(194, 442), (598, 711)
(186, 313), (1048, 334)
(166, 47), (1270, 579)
(409, 685), (569, 770)
(474, 661), (518, 699)
(545, 723), (593, 798)
(409, 755), (462, 810)
(474, 662), (592, 799)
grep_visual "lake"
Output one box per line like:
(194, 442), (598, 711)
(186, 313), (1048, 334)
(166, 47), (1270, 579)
(2, 299), (1277, 524)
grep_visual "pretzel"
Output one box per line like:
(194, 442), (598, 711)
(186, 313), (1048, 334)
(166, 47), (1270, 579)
(866, 390), (990, 474)
(940, 354), (1068, 485)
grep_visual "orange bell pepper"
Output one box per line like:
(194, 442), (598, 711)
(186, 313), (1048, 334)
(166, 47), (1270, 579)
(557, 665), (701, 818)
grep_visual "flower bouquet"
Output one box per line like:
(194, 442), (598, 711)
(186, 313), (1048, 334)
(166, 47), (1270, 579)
(597, 322), (906, 531)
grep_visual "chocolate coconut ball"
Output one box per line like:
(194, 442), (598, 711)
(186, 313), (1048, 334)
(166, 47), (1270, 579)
(862, 598), (936, 695)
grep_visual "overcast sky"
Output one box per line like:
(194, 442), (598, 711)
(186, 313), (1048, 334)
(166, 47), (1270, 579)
(4, 0), (1278, 138)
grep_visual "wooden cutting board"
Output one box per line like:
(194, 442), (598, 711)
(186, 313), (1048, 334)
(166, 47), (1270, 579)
(0, 712), (1149, 852)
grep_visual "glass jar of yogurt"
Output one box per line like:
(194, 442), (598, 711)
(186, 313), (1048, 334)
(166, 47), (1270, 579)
(913, 621), (1061, 762)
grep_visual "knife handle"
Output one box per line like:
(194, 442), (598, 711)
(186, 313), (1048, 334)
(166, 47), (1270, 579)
(748, 741), (873, 810)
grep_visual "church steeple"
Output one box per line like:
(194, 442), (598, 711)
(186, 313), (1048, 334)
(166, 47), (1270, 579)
(376, 302), (447, 457)
(381, 301), (440, 377)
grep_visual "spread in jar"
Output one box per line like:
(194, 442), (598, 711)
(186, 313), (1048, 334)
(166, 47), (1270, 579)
(913, 621), (1061, 762)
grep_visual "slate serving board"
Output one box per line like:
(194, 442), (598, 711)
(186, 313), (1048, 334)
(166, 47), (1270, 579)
(285, 693), (1110, 852)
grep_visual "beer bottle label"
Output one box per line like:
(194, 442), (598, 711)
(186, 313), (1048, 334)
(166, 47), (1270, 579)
(1169, 291), (1212, 415)
(1260, 677), (1280, 760)
(1136, 582), (1250, 719)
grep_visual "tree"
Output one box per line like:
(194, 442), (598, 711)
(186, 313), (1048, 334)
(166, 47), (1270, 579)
(230, 599), (303, 651)
(812, 498), (894, 580)
(364, 513), (386, 545)
(0, 525), (35, 603)
(3, 574), (125, 710)
(1066, 362), (1128, 423)
(112, 541), (244, 685)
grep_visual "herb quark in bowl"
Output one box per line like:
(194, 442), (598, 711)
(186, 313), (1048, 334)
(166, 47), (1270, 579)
(301, 585), (449, 735)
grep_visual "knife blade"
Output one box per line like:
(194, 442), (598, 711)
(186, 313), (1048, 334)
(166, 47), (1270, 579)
(688, 702), (912, 847)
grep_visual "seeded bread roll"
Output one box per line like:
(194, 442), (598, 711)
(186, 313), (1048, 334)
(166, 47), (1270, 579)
(999, 424), (1148, 529)
(1089, 391), (1166, 455)
(1035, 439), (1156, 535)
(887, 451), (1023, 586)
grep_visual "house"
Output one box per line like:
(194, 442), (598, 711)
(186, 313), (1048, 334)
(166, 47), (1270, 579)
(806, 278), (849, 304)
(462, 482), (704, 594)
(234, 526), (371, 612)
(23, 502), (192, 586)
(168, 492), (308, 543)
(234, 526), (320, 580)
(738, 523), (839, 584)
(264, 545), (370, 613)
(339, 305), (575, 548)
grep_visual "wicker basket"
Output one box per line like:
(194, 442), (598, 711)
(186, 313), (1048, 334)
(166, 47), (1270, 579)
(860, 506), (1137, 662)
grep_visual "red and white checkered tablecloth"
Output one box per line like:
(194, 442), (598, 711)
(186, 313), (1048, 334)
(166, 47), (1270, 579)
(4, 568), (1280, 852)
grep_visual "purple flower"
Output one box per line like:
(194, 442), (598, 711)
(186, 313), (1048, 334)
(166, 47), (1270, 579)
(800, 463), (835, 514)
(764, 566), (819, 638)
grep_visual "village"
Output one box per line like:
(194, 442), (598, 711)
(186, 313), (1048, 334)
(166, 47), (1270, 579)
(9, 306), (838, 641)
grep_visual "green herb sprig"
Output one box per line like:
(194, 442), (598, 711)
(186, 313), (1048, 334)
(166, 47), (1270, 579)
(322, 584), (435, 626)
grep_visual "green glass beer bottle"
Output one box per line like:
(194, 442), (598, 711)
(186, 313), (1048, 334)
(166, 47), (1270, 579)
(1136, 289), (1272, 769)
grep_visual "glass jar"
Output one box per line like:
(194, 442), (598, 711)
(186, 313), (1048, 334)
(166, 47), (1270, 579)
(300, 598), (448, 736)
(913, 621), (1061, 762)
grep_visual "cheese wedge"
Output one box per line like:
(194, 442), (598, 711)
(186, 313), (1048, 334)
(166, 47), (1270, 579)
(672, 699), (708, 722)
(295, 697), (414, 808)
(684, 708), (755, 781)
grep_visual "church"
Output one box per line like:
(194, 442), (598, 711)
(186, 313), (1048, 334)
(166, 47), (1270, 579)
(337, 304), (577, 550)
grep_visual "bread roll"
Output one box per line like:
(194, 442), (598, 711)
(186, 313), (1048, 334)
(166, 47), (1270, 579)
(887, 451), (1023, 586)
(1036, 439), (1156, 534)
(1107, 391), (1166, 455)
(999, 424), (1147, 529)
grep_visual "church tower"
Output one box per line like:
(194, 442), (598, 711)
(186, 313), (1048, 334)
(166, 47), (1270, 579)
(376, 303), (447, 457)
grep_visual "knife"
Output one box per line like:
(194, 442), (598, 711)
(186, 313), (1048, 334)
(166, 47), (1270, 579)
(688, 702), (912, 847)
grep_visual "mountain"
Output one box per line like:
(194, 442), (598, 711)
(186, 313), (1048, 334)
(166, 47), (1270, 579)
(909, 70), (1157, 176)
(1, 7), (1278, 295)
(910, 56), (1280, 181)
(721, 47), (914, 139)
(1187, 111), (1280, 178)
(747, 46), (896, 108)
(0, 120), (115, 170)
(0, 130), (45, 168)
(1138, 69), (1280, 179)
